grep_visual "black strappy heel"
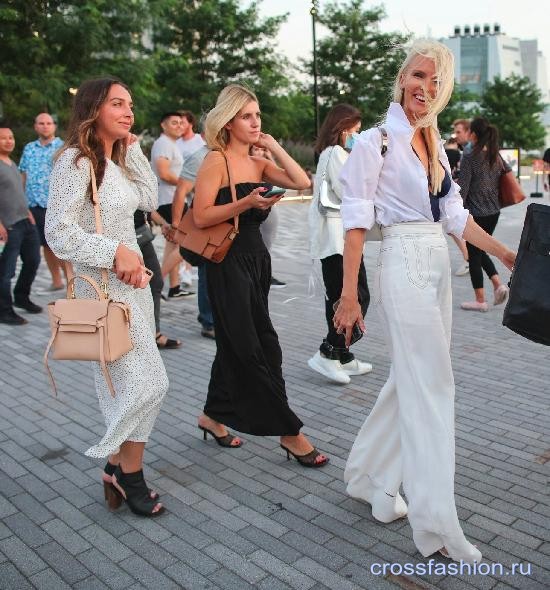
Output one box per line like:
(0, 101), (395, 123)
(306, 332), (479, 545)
(111, 467), (165, 517)
(199, 426), (243, 448)
(280, 444), (329, 468)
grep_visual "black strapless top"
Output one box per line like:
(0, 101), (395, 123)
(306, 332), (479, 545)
(429, 169), (452, 222)
(215, 182), (272, 227)
(214, 182), (272, 255)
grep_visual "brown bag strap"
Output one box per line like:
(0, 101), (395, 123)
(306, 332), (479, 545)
(44, 322), (60, 396)
(221, 152), (239, 233)
(98, 322), (116, 397)
(64, 161), (110, 296)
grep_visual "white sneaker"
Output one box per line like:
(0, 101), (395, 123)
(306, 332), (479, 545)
(455, 262), (469, 276)
(307, 351), (350, 385)
(341, 358), (373, 376)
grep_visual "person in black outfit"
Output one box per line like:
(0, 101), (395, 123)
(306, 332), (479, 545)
(193, 84), (328, 467)
(134, 209), (181, 348)
(458, 117), (510, 312)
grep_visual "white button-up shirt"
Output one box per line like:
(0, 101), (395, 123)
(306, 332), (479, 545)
(339, 102), (469, 238)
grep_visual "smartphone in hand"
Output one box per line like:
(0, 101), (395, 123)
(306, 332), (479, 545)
(262, 187), (286, 198)
(138, 268), (154, 289)
(333, 299), (364, 345)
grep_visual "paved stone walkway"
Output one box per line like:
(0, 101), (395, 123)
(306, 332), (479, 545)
(1, 193), (549, 590)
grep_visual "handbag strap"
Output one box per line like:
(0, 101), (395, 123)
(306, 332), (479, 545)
(221, 152), (240, 232)
(64, 161), (110, 299)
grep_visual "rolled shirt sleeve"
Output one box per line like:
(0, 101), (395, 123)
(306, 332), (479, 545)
(339, 128), (383, 231)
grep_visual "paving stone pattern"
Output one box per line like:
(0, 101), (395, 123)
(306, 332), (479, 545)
(1, 194), (549, 590)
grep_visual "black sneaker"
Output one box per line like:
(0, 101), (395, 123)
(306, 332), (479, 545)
(168, 286), (196, 299)
(0, 310), (28, 325)
(14, 299), (43, 314)
(270, 277), (286, 289)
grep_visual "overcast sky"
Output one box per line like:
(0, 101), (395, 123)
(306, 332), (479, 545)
(252, 0), (549, 85)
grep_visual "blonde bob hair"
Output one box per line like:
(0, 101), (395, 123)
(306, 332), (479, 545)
(393, 39), (455, 193)
(204, 84), (259, 151)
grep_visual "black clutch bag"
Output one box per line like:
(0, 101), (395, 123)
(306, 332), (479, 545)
(503, 203), (550, 345)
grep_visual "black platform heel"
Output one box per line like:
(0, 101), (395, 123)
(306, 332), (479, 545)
(103, 462), (159, 505)
(199, 426), (243, 448)
(111, 467), (165, 517)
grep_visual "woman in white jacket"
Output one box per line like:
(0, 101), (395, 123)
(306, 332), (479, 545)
(307, 104), (372, 385)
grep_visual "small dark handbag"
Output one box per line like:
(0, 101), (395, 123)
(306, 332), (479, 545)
(503, 203), (550, 345)
(175, 152), (238, 264)
(498, 159), (526, 208)
(135, 222), (155, 247)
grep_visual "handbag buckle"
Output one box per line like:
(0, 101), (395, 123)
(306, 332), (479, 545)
(101, 283), (109, 298)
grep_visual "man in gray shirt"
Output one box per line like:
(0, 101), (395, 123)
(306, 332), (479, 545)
(0, 127), (42, 324)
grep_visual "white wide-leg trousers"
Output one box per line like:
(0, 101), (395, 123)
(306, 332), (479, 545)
(345, 222), (481, 563)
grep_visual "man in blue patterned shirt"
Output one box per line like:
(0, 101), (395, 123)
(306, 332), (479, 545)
(19, 113), (64, 290)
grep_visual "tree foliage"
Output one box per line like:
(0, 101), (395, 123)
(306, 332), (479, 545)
(310, 0), (409, 128)
(480, 75), (546, 150)
(0, 0), (155, 131)
(150, 0), (291, 137)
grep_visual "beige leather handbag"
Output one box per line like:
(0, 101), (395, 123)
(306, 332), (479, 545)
(44, 163), (133, 397)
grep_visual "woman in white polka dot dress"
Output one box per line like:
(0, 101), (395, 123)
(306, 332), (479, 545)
(46, 78), (168, 517)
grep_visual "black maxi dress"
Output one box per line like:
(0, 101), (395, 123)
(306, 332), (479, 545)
(203, 182), (303, 436)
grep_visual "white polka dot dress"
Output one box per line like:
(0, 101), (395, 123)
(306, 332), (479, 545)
(45, 143), (169, 458)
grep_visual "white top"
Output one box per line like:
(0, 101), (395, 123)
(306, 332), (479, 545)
(308, 145), (348, 259)
(176, 134), (206, 161)
(339, 102), (469, 239)
(151, 134), (183, 206)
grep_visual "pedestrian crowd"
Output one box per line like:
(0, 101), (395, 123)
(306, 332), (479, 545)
(0, 38), (538, 563)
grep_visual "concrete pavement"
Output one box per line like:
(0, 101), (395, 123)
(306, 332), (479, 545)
(0, 190), (549, 589)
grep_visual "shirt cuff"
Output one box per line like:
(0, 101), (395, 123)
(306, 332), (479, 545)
(443, 208), (469, 239)
(342, 199), (376, 231)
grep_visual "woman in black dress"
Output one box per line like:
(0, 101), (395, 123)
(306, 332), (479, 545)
(193, 84), (328, 467)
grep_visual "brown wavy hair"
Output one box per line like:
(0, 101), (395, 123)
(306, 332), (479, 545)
(314, 104), (361, 155)
(58, 77), (131, 197)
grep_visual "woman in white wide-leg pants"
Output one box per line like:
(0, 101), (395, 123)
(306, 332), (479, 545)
(345, 223), (468, 556)
(334, 40), (516, 564)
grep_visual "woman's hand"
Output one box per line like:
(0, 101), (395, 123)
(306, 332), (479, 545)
(499, 247), (516, 271)
(333, 295), (365, 348)
(245, 186), (283, 210)
(254, 132), (279, 152)
(114, 244), (145, 288)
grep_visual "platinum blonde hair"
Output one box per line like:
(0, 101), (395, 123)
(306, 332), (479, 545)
(204, 84), (259, 151)
(393, 39), (455, 193)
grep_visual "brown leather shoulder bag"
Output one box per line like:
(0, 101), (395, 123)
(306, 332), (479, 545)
(44, 163), (133, 397)
(174, 151), (239, 263)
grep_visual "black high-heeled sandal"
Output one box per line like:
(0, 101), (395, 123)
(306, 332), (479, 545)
(111, 467), (165, 517)
(199, 426), (243, 448)
(103, 462), (159, 507)
(280, 444), (329, 468)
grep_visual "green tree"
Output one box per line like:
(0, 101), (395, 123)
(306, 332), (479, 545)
(310, 0), (409, 128)
(480, 75), (546, 149)
(438, 85), (479, 137)
(0, 0), (157, 151)
(150, 0), (291, 131)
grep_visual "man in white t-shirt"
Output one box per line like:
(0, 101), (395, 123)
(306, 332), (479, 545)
(176, 111), (205, 162)
(151, 112), (193, 299)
